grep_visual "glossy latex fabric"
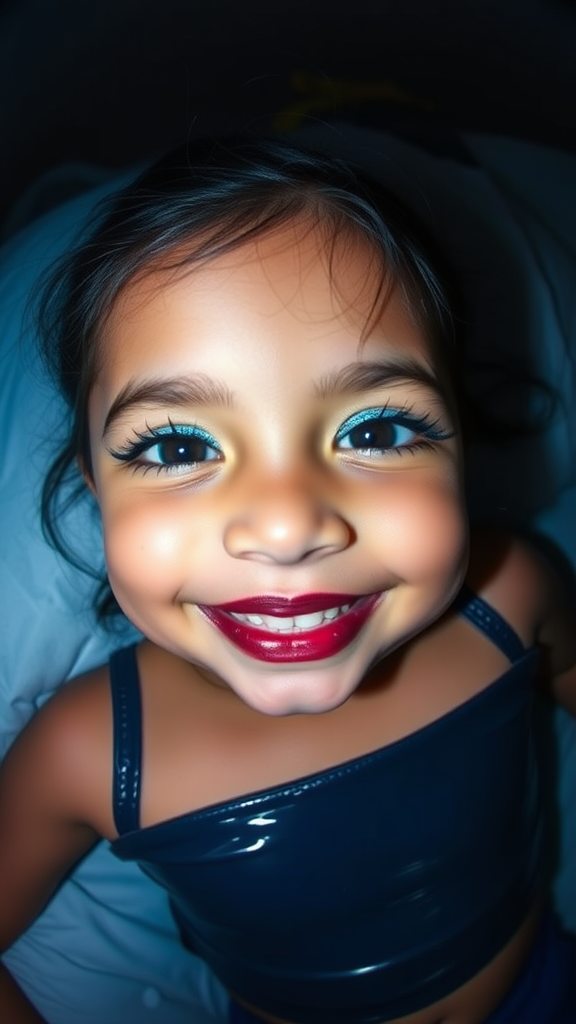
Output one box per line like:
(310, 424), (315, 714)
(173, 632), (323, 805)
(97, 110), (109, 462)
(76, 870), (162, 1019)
(111, 594), (542, 1024)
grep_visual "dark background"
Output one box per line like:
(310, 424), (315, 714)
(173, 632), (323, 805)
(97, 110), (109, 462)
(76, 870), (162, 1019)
(1, 0), (575, 226)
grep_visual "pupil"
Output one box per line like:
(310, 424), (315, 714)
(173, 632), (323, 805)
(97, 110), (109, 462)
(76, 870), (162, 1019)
(349, 420), (394, 448)
(160, 437), (205, 463)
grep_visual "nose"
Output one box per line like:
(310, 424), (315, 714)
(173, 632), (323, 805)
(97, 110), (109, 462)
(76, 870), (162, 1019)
(223, 475), (352, 565)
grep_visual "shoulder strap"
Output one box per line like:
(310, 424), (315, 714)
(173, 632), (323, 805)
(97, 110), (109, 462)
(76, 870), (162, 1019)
(454, 585), (526, 663)
(109, 644), (142, 835)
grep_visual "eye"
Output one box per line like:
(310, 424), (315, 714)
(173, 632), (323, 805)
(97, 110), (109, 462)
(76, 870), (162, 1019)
(334, 406), (450, 456)
(336, 416), (416, 452)
(143, 433), (220, 467)
(109, 423), (222, 473)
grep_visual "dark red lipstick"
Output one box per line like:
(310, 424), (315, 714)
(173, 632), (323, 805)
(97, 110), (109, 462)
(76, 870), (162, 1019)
(212, 593), (359, 616)
(199, 592), (381, 663)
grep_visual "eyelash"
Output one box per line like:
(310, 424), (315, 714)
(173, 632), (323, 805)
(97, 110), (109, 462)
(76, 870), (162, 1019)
(334, 405), (452, 457)
(108, 404), (451, 476)
(108, 422), (222, 475)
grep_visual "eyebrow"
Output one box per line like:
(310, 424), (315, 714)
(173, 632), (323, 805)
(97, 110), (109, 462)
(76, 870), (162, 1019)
(314, 357), (447, 402)
(102, 375), (234, 438)
(102, 357), (449, 439)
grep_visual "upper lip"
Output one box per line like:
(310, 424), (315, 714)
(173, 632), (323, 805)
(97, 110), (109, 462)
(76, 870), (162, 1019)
(208, 593), (361, 616)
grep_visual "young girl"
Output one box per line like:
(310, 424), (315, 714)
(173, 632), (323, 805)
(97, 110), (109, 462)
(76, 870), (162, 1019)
(1, 137), (575, 1024)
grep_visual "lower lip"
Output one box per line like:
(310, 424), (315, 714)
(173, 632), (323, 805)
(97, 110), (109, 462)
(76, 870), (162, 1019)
(199, 594), (381, 662)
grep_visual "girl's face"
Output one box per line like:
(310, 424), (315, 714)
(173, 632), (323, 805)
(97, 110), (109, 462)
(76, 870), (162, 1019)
(88, 222), (468, 715)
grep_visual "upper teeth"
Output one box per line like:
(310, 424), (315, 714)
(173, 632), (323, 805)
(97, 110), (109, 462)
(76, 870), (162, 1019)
(230, 604), (351, 633)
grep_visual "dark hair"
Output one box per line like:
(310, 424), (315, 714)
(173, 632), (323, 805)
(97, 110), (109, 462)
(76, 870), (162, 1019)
(38, 135), (459, 620)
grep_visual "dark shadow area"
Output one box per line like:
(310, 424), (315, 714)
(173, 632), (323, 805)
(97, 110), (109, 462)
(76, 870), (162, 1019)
(1, 0), (575, 225)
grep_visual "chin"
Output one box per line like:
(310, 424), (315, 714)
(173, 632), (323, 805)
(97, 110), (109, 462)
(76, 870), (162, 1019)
(231, 663), (362, 717)
(245, 692), (349, 718)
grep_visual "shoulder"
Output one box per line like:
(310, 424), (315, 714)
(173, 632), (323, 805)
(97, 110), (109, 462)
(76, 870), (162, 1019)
(467, 526), (553, 631)
(0, 662), (118, 950)
(1, 660), (117, 838)
(467, 526), (576, 675)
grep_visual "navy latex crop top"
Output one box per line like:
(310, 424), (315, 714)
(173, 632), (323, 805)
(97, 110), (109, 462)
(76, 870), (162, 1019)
(110, 591), (543, 1024)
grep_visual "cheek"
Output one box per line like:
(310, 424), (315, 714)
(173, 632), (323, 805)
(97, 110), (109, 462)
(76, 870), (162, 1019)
(363, 471), (468, 585)
(101, 498), (189, 600)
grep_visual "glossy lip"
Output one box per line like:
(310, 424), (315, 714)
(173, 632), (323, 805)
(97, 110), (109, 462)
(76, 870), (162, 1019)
(211, 593), (360, 616)
(198, 592), (382, 662)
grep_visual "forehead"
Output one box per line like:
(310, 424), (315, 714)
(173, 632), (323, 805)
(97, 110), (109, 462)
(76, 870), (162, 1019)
(98, 221), (437, 380)
(86, 221), (459, 454)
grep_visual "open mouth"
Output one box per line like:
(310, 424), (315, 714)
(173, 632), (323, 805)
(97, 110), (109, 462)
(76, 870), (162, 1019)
(198, 593), (381, 662)
(228, 602), (351, 634)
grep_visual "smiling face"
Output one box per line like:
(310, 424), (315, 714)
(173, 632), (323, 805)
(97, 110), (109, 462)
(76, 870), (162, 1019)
(87, 221), (468, 715)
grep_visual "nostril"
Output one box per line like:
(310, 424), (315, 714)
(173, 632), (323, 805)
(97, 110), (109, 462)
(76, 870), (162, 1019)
(222, 504), (352, 564)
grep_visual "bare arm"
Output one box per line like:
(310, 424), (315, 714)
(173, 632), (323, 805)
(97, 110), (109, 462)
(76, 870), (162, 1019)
(0, 670), (112, 1022)
(0, 966), (50, 1024)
